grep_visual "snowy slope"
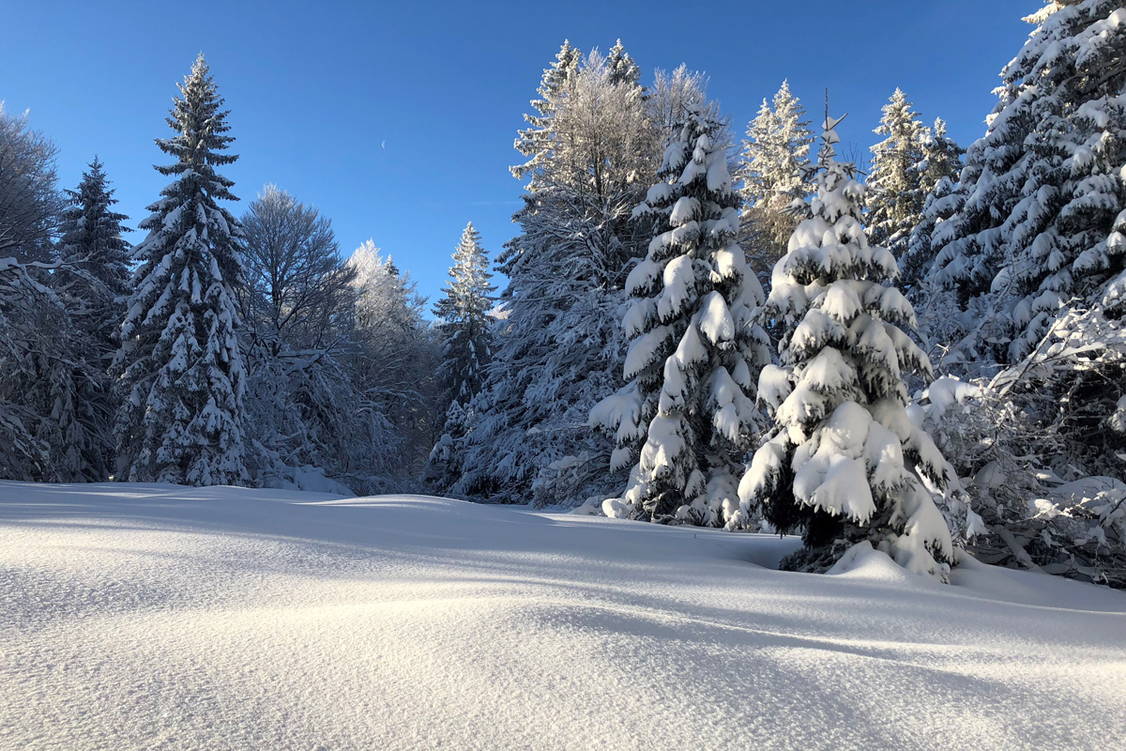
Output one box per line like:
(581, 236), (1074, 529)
(1, 483), (1123, 750)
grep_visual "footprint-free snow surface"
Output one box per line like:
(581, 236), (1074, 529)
(1, 482), (1124, 750)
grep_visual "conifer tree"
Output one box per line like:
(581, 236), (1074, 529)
(57, 158), (131, 353)
(440, 45), (655, 506)
(606, 38), (641, 87)
(922, 0), (1126, 367)
(114, 54), (249, 486)
(900, 119), (964, 292)
(595, 107), (770, 526)
(738, 115), (955, 579)
(918, 118), (963, 198)
(0, 107), (80, 481)
(737, 81), (814, 272)
(48, 158), (132, 480)
(866, 88), (927, 254)
(433, 221), (494, 406)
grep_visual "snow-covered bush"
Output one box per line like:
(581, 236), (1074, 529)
(913, 371), (1125, 587)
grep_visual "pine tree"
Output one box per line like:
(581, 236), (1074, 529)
(47, 158), (132, 480)
(594, 106), (770, 526)
(57, 158), (131, 353)
(1004, 1), (1126, 360)
(114, 54), (249, 486)
(922, 0), (1126, 367)
(433, 221), (494, 405)
(866, 88), (927, 255)
(737, 81), (814, 274)
(900, 119), (964, 292)
(0, 256), (59, 478)
(738, 115), (956, 579)
(441, 46), (656, 507)
(918, 118), (963, 197)
(606, 39), (640, 87)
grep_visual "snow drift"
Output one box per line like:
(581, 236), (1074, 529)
(1, 482), (1124, 750)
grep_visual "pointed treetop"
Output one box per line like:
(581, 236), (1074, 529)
(607, 38), (640, 87)
(157, 53), (237, 185)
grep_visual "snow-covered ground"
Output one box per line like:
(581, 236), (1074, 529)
(1, 482), (1124, 750)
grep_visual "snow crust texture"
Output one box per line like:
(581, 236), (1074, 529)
(1, 482), (1124, 750)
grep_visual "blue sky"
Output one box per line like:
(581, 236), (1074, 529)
(2, 0), (1034, 310)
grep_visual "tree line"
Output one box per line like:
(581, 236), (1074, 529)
(1, 0), (1122, 585)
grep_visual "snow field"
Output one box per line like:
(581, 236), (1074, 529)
(1, 482), (1124, 750)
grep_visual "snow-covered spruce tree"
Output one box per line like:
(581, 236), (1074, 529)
(1003, 2), (1126, 362)
(0, 256), (61, 478)
(737, 81), (814, 278)
(432, 221), (494, 406)
(114, 54), (249, 486)
(594, 107), (770, 526)
(866, 88), (927, 256)
(606, 38), (641, 87)
(922, 0), (1126, 368)
(738, 115), (956, 579)
(440, 46), (655, 507)
(44, 158), (132, 480)
(900, 119), (963, 292)
(918, 118), (964, 198)
(56, 158), (132, 337)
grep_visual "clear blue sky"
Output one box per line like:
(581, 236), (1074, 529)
(2, 0), (1034, 310)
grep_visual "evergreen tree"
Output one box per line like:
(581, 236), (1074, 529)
(47, 158), (132, 480)
(866, 88), (926, 254)
(595, 107), (770, 526)
(918, 118), (963, 197)
(440, 46), (655, 506)
(433, 221), (494, 405)
(900, 119), (964, 292)
(738, 115), (955, 579)
(0, 107), (104, 483)
(0, 256), (59, 478)
(922, 0), (1126, 368)
(57, 158), (131, 353)
(737, 81), (814, 275)
(606, 38), (641, 87)
(114, 54), (249, 486)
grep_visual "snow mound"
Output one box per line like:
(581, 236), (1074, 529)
(1, 482), (1124, 750)
(826, 541), (913, 584)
